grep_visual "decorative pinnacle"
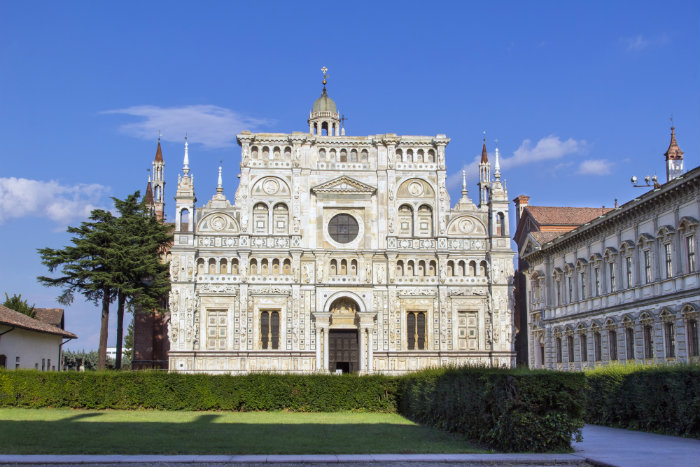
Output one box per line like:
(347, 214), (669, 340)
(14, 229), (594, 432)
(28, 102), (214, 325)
(217, 165), (223, 194)
(494, 144), (502, 180)
(321, 66), (328, 86)
(461, 169), (468, 197)
(183, 134), (190, 175)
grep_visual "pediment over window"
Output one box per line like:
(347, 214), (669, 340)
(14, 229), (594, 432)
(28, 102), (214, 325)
(198, 213), (240, 234)
(311, 176), (377, 195)
(448, 215), (487, 237)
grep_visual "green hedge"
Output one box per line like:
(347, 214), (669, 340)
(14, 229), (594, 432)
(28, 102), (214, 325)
(585, 363), (700, 437)
(398, 367), (585, 452)
(0, 371), (397, 412)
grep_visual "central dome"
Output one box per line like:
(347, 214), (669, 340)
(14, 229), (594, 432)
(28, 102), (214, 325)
(312, 88), (337, 114)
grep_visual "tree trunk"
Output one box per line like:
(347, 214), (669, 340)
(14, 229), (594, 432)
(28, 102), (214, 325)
(115, 291), (126, 370)
(98, 286), (110, 370)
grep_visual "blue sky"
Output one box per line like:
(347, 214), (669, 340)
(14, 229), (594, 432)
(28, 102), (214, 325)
(1, 1), (698, 351)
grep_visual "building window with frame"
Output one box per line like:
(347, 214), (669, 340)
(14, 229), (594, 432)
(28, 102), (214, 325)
(664, 243), (673, 278)
(567, 335), (575, 362)
(260, 310), (280, 350)
(688, 319), (699, 357)
(594, 267), (600, 296)
(625, 327), (635, 361)
(594, 331), (602, 361)
(407, 311), (426, 350)
(643, 324), (653, 359)
(556, 337), (562, 363)
(207, 310), (228, 350)
(625, 256), (633, 288)
(555, 279), (562, 306)
(579, 271), (586, 300)
(567, 276), (573, 303)
(580, 333), (588, 362)
(644, 250), (652, 283)
(687, 236), (696, 273)
(539, 343), (545, 367)
(608, 262), (616, 293)
(664, 322), (675, 358)
(609, 330), (618, 361)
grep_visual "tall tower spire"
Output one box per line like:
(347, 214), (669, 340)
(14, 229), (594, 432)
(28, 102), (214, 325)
(216, 164), (223, 194)
(478, 132), (491, 207)
(182, 134), (190, 175)
(493, 140), (501, 181)
(665, 123), (684, 182)
(151, 133), (166, 220)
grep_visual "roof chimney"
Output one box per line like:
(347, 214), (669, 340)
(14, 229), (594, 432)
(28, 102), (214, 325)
(513, 195), (530, 226)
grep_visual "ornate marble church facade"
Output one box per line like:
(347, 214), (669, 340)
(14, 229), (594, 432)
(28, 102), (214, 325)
(164, 76), (515, 374)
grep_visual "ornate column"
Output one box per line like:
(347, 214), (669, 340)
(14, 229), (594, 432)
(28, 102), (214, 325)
(357, 311), (377, 374)
(312, 312), (331, 372)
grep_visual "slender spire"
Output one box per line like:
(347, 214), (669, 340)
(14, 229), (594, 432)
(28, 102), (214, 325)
(216, 164), (223, 194)
(143, 172), (154, 206)
(182, 134), (190, 175)
(494, 140), (501, 180)
(480, 131), (488, 163)
(664, 125), (684, 160)
(154, 132), (163, 162)
(461, 169), (468, 197)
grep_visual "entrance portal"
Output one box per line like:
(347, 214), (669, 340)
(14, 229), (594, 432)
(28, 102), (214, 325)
(329, 329), (358, 373)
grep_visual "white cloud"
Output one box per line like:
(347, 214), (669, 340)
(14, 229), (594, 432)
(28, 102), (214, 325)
(103, 105), (273, 149)
(577, 159), (612, 176)
(447, 135), (586, 190)
(623, 34), (669, 52)
(0, 177), (108, 225)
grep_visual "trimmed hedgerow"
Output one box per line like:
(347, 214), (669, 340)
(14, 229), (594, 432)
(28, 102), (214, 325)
(398, 366), (585, 452)
(585, 363), (700, 437)
(0, 371), (398, 412)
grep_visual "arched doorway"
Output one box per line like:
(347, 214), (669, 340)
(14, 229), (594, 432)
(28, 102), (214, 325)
(328, 297), (359, 373)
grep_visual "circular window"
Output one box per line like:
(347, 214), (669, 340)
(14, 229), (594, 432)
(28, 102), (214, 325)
(328, 214), (359, 244)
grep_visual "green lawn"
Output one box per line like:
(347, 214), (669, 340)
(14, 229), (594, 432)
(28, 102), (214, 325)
(0, 408), (485, 454)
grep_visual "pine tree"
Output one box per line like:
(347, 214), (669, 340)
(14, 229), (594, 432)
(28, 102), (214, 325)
(38, 209), (116, 369)
(2, 293), (36, 318)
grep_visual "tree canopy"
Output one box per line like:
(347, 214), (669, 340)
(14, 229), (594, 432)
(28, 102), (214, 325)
(2, 293), (36, 318)
(38, 191), (172, 369)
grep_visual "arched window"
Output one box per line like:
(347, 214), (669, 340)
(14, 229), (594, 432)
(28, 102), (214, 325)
(249, 259), (258, 275)
(406, 260), (414, 276)
(321, 121), (329, 136)
(427, 149), (435, 163)
(251, 146), (259, 159)
(418, 260), (426, 276)
(556, 336), (563, 363)
(220, 258), (228, 275)
(340, 259), (347, 275)
(416, 149), (424, 162)
(231, 259), (239, 275)
(272, 259), (280, 275)
(262, 146), (270, 159)
(496, 212), (505, 236)
(330, 149), (337, 161)
(397, 260), (404, 277)
(180, 209), (190, 232)
(567, 335), (575, 363)
(398, 205), (414, 237)
(480, 261), (488, 277)
(457, 260), (466, 276)
(350, 149), (358, 162)
(197, 258), (205, 276)
(155, 186), (161, 202)
(447, 260), (454, 276)
(330, 259), (337, 275)
(470, 261), (477, 276)
(340, 149), (347, 162)
(417, 205), (432, 236)
(407, 149), (414, 162)
(273, 146), (281, 159)
(319, 149), (326, 160)
(361, 149), (368, 161)
(208, 259), (216, 275)
(429, 260), (436, 276)
(273, 203), (288, 234)
(350, 259), (358, 275)
(261, 258), (269, 275)
(283, 259), (291, 275)
(253, 203), (268, 234)
(284, 147), (292, 159)
(396, 149), (403, 161)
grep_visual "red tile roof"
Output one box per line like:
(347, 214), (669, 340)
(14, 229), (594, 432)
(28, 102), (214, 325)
(531, 231), (564, 244)
(33, 308), (64, 328)
(526, 206), (613, 226)
(0, 304), (76, 338)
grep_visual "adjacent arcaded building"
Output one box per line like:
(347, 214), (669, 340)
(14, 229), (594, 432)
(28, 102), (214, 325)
(521, 128), (699, 370)
(165, 74), (516, 374)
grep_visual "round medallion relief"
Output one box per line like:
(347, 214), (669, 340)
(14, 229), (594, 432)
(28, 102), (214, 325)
(408, 181), (424, 196)
(459, 218), (474, 234)
(262, 179), (279, 195)
(211, 216), (225, 231)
